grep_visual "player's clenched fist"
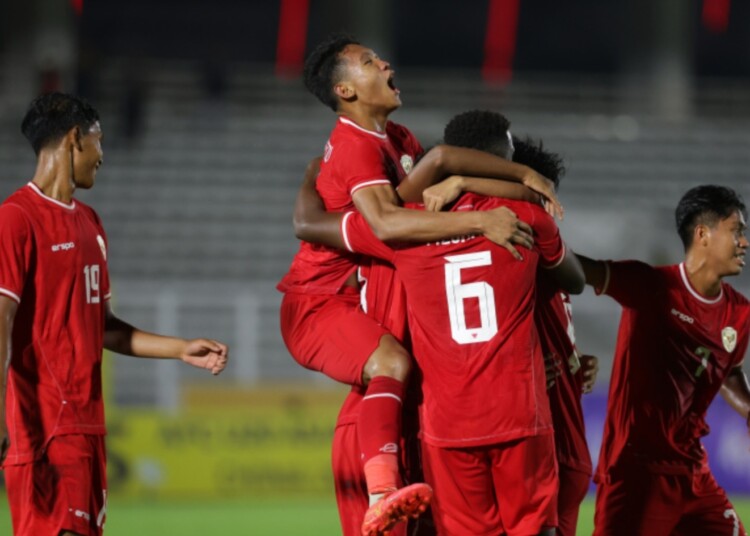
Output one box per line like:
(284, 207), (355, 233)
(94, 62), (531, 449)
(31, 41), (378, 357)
(180, 339), (229, 376)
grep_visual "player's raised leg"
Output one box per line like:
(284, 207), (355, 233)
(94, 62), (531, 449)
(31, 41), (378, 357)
(360, 334), (432, 536)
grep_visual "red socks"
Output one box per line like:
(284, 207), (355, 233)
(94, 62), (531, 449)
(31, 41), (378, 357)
(358, 376), (405, 494)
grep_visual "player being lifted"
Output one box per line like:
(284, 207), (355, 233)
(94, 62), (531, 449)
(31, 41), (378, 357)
(278, 34), (561, 536)
(0, 93), (229, 536)
(578, 185), (750, 536)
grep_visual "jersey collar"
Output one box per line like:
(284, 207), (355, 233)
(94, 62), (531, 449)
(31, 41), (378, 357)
(28, 182), (77, 211)
(339, 117), (388, 140)
(678, 262), (723, 305)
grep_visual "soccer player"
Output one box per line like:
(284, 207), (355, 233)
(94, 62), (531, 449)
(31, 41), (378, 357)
(508, 137), (599, 536)
(278, 33), (560, 535)
(296, 109), (585, 535)
(0, 92), (229, 536)
(433, 116), (601, 535)
(577, 185), (750, 536)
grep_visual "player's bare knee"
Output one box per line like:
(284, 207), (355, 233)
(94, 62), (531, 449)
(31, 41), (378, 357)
(363, 336), (411, 382)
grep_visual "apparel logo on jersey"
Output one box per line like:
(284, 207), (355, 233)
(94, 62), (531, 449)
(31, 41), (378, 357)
(379, 442), (399, 454)
(400, 154), (414, 174)
(74, 509), (91, 521)
(97, 235), (107, 261)
(324, 141), (333, 162)
(51, 241), (75, 252)
(671, 308), (694, 324)
(722, 326), (737, 352)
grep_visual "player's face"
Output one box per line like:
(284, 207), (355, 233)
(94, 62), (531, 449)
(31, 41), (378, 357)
(707, 210), (747, 276)
(73, 121), (103, 190)
(336, 44), (401, 113)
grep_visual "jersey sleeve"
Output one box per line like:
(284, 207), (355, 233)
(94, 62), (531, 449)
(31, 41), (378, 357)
(341, 211), (396, 263)
(334, 139), (392, 197)
(599, 260), (658, 308)
(531, 207), (565, 268)
(0, 204), (32, 303)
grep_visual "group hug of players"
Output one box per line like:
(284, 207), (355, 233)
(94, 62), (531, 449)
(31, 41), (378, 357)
(0, 31), (747, 536)
(278, 34), (750, 536)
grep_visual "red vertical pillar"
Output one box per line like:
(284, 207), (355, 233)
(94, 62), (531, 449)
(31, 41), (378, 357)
(482, 0), (520, 85)
(276, 0), (310, 78)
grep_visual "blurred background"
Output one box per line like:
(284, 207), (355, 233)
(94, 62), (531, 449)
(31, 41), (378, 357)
(1, 0), (750, 534)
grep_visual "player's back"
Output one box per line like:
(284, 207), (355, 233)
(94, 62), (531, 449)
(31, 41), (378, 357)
(392, 194), (565, 448)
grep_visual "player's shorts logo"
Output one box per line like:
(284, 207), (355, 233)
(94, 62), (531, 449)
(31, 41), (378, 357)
(400, 154), (414, 174)
(722, 326), (737, 352)
(97, 235), (107, 261)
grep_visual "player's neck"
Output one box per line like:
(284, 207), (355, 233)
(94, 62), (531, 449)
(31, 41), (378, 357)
(683, 255), (722, 298)
(31, 150), (76, 204)
(338, 108), (390, 134)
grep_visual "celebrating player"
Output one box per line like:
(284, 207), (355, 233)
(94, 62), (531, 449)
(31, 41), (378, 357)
(0, 93), (229, 536)
(578, 185), (750, 535)
(278, 33), (562, 536)
(510, 136), (598, 536)
(295, 108), (585, 535)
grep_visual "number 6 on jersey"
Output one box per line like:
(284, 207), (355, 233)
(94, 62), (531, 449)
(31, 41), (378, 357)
(444, 252), (498, 344)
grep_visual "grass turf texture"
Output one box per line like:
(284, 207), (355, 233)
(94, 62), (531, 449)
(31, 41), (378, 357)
(1, 496), (750, 534)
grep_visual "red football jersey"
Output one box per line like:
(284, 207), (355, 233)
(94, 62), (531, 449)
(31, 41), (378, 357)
(596, 261), (750, 478)
(277, 118), (422, 295)
(535, 274), (592, 474)
(344, 193), (566, 448)
(0, 183), (111, 466)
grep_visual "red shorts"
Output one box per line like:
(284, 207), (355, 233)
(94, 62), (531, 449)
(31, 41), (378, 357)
(280, 292), (388, 386)
(557, 465), (591, 536)
(4, 434), (108, 536)
(422, 434), (558, 536)
(594, 468), (747, 536)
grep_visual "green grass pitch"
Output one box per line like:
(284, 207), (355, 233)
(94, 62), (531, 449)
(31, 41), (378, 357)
(1, 495), (750, 534)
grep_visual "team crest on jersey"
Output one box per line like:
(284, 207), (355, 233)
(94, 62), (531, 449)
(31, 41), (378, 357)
(722, 326), (737, 352)
(97, 235), (107, 261)
(400, 154), (414, 174)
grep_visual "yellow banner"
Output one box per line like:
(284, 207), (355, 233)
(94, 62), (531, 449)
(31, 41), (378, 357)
(106, 386), (347, 499)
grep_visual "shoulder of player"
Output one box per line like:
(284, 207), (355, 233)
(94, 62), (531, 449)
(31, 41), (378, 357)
(0, 188), (38, 226)
(385, 121), (413, 138)
(721, 282), (750, 308)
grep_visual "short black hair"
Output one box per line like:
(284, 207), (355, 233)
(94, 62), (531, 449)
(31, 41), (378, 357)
(675, 185), (747, 249)
(443, 110), (512, 158)
(303, 33), (359, 112)
(512, 136), (566, 190)
(21, 92), (100, 155)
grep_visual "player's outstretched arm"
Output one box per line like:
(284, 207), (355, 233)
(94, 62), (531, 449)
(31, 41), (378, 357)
(293, 157), (347, 249)
(104, 304), (228, 375)
(398, 145), (562, 219)
(422, 177), (540, 212)
(547, 249), (585, 295)
(575, 253), (608, 293)
(353, 184), (534, 259)
(0, 295), (17, 463)
(721, 366), (750, 424)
